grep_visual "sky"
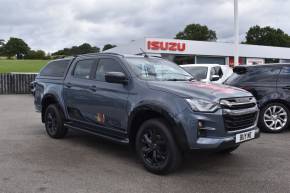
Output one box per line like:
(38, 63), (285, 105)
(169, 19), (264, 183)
(0, 0), (290, 53)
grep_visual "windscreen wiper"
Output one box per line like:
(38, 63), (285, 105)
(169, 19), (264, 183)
(166, 78), (188, 81)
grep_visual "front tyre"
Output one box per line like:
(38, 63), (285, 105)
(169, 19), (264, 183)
(259, 102), (289, 133)
(136, 119), (182, 175)
(44, 104), (67, 139)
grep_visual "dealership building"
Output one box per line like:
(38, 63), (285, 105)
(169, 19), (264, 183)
(107, 38), (290, 66)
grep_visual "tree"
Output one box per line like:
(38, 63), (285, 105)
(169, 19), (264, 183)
(0, 39), (4, 46)
(0, 39), (5, 56)
(102, 44), (116, 51)
(78, 43), (99, 54)
(245, 25), (290, 47)
(24, 50), (46, 59)
(175, 24), (217, 41)
(3, 37), (30, 59)
(52, 43), (100, 56)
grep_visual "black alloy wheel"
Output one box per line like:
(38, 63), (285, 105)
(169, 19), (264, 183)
(136, 119), (182, 174)
(44, 104), (67, 138)
(140, 126), (169, 168)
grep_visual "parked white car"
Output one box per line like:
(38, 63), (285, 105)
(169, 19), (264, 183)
(180, 64), (233, 84)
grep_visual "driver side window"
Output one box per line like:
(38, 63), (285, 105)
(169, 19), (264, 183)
(210, 66), (223, 80)
(95, 58), (125, 82)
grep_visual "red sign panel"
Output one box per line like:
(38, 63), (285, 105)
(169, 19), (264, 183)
(147, 40), (186, 52)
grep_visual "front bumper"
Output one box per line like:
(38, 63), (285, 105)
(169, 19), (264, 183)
(175, 104), (260, 151)
(195, 127), (260, 151)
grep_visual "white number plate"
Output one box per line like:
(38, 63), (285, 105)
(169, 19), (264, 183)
(235, 130), (255, 143)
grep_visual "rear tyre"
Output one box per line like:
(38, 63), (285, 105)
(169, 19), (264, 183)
(259, 102), (289, 133)
(218, 145), (239, 154)
(44, 104), (67, 139)
(135, 119), (182, 175)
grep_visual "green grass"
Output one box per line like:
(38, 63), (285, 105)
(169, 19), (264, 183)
(0, 59), (50, 73)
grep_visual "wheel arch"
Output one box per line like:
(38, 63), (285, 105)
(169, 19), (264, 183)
(259, 99), (290, 111)
(127, 105), (189, 151)
(41, 94), (62, 123)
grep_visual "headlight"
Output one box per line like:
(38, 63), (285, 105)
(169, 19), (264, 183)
(186, 98), (220, 112)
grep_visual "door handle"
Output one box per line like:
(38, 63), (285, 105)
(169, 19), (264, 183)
(282, 86), (290, 90)
(65, 82), (72, 88)
(89, 85), (97, 92)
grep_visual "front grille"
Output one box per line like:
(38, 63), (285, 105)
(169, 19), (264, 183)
(220, 97), (256, 110)
(224, 112), (257, 132)
(222, 102), (256, 110)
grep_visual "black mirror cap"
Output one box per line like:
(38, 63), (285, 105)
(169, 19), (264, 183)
(210, 75), (220, 81)
(105, 72), (128, 84)
(233, 66), (248, 74)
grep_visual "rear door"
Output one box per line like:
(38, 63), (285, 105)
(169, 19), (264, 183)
(63, 58), (97, 123)
(238, 67), (281, 102)
(277, 66), (290, 103)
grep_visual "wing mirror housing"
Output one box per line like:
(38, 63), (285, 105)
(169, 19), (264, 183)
(211, 75), (220, 81)
(105, 72), (128, 84)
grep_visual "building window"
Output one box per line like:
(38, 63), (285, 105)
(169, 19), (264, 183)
(196, 56), (226, 65)
(173, 55), (195, 65)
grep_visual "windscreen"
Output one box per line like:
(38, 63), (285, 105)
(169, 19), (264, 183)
(183, 66), (208, 81)
(126, 57), (193, 81)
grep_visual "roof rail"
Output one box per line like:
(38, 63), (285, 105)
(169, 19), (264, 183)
(76, 52), (124, 57)
(102, 52), (124, 57)
(136, 53), (162, 58)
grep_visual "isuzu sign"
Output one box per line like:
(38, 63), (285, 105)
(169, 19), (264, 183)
(146, 38), (187, 53)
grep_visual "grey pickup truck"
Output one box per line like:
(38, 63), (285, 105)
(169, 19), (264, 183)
(33, 53), (260, 174)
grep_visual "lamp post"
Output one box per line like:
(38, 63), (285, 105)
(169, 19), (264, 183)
(234, 0), (239, 66)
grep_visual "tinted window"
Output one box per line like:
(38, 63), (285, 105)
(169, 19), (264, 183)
(183, 66), (208, 81)
(96, 59), (125, 81)
(278, 66), (290, 82)
(225, 66), (280, 85)
(244, 67), (279, 83)
(73, 60), (95, 79)
(40, 60), (70, 77)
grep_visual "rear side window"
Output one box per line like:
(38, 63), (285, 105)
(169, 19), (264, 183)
(95, 58), (125, 81)
(278, 66), (290, 82)
(73, 60), (95, 79)
(225, 66), (280, 85)
(40, 60), (70, 77)
(243, 67), (280, 83)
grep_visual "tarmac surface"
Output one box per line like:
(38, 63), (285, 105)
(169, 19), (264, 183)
(0, 95), (290, 193)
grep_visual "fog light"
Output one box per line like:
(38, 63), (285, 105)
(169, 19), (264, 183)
(197, 121), (206, 137)
(198, 121), (204, 128)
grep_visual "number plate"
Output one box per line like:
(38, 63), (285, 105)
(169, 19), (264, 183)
(235, 130), (255, 143)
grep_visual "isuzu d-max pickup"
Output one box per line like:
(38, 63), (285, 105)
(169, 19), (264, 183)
(34, 53), (259, 174)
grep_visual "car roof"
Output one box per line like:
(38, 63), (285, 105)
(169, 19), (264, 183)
(233, 63), (290, 74)
(180, 64), (222, 67)
(235, 63), (290, 68)
(75, 52), (164, 60)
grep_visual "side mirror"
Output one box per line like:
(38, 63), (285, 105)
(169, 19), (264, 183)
(105, 72), (128, 84)
(211, 75), (220, 81)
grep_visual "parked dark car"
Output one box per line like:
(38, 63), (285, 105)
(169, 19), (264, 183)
(225, 64), (290, 133)
(33, 53), (259, 174)
(30, 80), (36, 95)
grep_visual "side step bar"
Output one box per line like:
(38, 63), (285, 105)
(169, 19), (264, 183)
(64, 123), (129, 144)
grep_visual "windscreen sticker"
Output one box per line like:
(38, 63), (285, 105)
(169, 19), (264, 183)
(188, 82), (235, 94)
